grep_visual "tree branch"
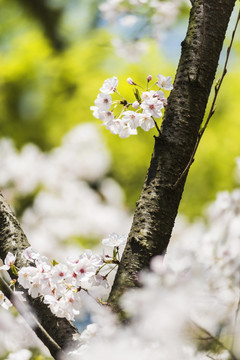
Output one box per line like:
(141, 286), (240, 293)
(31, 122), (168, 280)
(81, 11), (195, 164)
(108, 0), (236, 314)
(0, 276), (65, 359)
(0, 193), (80, 357)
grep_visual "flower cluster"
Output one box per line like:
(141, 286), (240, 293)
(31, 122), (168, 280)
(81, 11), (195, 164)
(91, 74), (173, 138)
(3, 173), (240, 359)
(65, 181), (240, 360)
(0, 234), (126, 321)
(0, 124), (132, 257)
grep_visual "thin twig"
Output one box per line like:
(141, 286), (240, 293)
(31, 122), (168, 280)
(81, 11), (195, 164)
(192, 321), (238, 360)
(153, 117), (161, 135)
(173, 10), (240, 189)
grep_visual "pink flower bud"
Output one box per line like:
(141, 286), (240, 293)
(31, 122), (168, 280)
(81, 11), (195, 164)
(127, 77), (136, 85)
(132, 101), (139, 109)
(147, 75), (152, 82)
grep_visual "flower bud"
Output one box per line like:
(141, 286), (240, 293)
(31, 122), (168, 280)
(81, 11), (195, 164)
(127, 77), (136, 85)
(147, 75), (152, 82)
(132, 101), (139, 109)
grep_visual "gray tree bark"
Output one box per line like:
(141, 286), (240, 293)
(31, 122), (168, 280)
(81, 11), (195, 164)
(0, 0), (237, 355)
(108, 0), (236, 313)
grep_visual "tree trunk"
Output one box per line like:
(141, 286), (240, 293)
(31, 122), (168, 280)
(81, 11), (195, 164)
(108, 0), (236, 313)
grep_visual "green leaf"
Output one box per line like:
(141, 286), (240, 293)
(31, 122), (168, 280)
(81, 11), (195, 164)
(133, 88), (141, 103)
(10, 264), (18, 276)
(51, 259), (59, 266)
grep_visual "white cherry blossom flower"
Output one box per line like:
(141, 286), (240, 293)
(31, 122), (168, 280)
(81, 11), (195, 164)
(0, 252), (16, 270)
(90, 106), (100, 119)
(132, 101), (139, 109)
(139, 113), (155, 131)
(141, 90), (156, 101)
(28, 282), (41, 298)
(119, 123), (137, 138)
(50, 263), (70, 283)
(100, 77), (119, 94)
(18, 267), (37, 289)
(98, 111), (115, 124)
(122, 110), (141, 129)
(102, 233), (127, 247)
(140, 97), (163, 118)
(94, 93), (112, 111)
(156, 74), (173, 90)
(104, 118), (122, 135)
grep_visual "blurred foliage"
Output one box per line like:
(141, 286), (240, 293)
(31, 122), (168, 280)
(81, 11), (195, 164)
(0, 0), (240, 221)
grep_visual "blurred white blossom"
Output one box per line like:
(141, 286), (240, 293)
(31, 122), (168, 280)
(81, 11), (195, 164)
(99, 0), (189, 60)
(0, 123), (132, 257)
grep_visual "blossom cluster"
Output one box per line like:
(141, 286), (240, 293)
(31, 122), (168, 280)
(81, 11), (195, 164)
(66, 173), (240, 360)
(91, 74), (173, 138)
(0, 124), (132, 257)
(2, 166), (240, 359)
(0, 234), (126, 321)
(1, 142), (240, 359)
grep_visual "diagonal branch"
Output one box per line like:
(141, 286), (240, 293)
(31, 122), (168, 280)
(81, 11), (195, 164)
(0, 276), (65, 359)
(108, 0), (237, 314)
(0, 193), (80, 358)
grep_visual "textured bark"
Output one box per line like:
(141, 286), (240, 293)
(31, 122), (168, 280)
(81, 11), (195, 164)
(108, 0), (236, 312)
(0, 194), (79, 358)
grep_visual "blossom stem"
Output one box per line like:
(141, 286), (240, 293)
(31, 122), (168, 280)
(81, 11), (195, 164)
(104, 264), (118, 279)
(153, 117), (161, 135)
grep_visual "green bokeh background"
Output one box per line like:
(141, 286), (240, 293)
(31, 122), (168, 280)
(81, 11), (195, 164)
(0, 0), (240, 221)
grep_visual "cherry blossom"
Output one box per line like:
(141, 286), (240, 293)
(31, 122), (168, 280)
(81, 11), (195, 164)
(140, 97), (163, 118)
(132, 101), (139, 109)
(0, 252), (16, 271)
(2, 162), (240, 359)
(139, 113), (155, 131)
(156, 74), (173, 90)
(100, 77), (119, 94)
(122, 110), (141, 129)
(102, 233), (127, 247)
(94, 93), (112, 111)
(98, 111), (115, 124)
(5, 245), (123, 321)
(91, 74), (173, 138)
(127, 77), (136, 85)
(147, 75), (152, 82)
